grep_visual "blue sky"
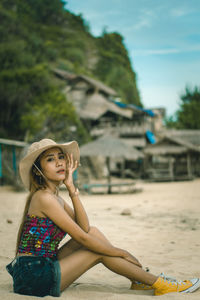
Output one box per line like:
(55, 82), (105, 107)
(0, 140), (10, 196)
(65, 0), (200, 116)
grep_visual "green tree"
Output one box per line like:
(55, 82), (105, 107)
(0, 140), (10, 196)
(94, 32), (141, 105)
(0, 0), (141, 143)
(165, 86), (200, 129)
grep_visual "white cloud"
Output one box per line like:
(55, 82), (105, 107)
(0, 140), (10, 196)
(132, 44), (200, 57)
(133, 48), (180, 56)
(170, 7), (191, 17)
(130, 9), (155, 31)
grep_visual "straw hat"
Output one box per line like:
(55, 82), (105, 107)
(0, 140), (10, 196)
(19, 138), (80, 190)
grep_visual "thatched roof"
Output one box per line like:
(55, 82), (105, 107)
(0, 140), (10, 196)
(161, 130), (200, 146)
(53, 68), (76, 80)
(80, 135), (144, 160)
(79, 93), (133, 120)
(77, 75), (117, 96)
(121, 138), (146, 148)
(144, 145), (190, 155)
(144, 135), (200, 156)
(53, 69), (117, 96)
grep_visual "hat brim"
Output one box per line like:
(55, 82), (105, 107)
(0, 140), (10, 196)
(19, 141), (80, 190)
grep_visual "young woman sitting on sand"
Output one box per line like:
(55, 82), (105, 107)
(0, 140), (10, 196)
(6, 138), (200, 297)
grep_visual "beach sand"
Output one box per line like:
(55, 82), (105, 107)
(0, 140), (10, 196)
(0, 179), (200, 299)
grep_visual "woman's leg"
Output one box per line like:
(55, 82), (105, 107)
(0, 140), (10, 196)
(58, 227), (157, 291)
(59, 248), (157, 291)
(58, 226), (118, 260)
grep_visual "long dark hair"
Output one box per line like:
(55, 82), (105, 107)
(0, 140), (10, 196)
(15, 155), (47, 255)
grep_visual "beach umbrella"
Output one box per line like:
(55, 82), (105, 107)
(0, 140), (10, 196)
(80, 135), (143, 193)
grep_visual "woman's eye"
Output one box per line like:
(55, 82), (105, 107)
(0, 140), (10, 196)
(59, 155), (65, 160)
(47, 158), (54, 162)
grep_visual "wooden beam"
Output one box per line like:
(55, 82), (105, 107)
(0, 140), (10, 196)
(0, 138), (27, 147)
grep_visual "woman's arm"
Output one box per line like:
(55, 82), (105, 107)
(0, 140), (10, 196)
(67, 186), (90, 232)
(39, 192), (133, 261)
(64, 154), (90, 232)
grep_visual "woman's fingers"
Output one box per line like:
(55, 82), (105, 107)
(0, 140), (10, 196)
(74, 159), (78, 170)
(66, 153), (78, 171)
(126, 257), (142, 267)
(123, 251), (142, 268)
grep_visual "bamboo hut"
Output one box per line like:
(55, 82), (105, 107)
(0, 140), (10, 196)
(144, 135), (200, 181)
(80, 135), (144, 193)
(0, 138), (27, 186)
(53, 68), (133, 135)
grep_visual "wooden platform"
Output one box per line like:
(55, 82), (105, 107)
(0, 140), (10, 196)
(81, 181), (136, 194)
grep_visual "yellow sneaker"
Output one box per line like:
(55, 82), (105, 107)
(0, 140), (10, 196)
(131, 281), (153, 290)
(152, 276), (200, 296)
(131, 272), (176, 291)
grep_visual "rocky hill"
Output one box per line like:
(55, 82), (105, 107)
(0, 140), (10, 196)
(0, 0), (141, 142)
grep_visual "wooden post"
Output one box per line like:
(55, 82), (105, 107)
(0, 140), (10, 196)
(143, 155), (148, 178)
(106, 157), (112, 194)
(0, 144), (2, 185)
(12, 146), (17, 176)
(187, 152), (192, 179)
(169, 157), (174, 181)
(121, 159), (125, 178)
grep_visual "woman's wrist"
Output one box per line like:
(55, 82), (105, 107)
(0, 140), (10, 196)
(65, 182), (75, 192)
(69, 187), (79, 198)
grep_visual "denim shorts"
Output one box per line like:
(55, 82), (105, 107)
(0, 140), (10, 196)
(6, 256), (61, 297)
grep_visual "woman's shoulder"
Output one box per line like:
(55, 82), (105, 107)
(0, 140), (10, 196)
(32, 189), (56, 204)
(28, 190), (56, 217)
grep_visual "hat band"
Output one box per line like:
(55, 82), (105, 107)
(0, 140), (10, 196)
(33, 163), (47, 181)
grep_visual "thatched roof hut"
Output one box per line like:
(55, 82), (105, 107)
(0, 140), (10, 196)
(80, 135), (143, 192)
(78, 93), (133, 120)
(53, 68), (133, 122)
(74, 74), (117, 96)
(162, 130), (200, 147)
(144, 135), (200, 156)
(80, 135), (143, 160)
(144, 135), (200, 181)
(53, 68), (116, 96)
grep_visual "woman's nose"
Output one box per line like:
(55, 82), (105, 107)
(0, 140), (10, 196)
(56, 159), (62, 166)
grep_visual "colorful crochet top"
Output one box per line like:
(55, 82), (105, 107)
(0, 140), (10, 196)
(18, 215), (67, 258)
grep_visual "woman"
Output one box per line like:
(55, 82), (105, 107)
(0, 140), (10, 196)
(6, 138), (200, 297)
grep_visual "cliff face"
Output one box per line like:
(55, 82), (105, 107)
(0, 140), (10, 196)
(0, 0), (141, 141)
(58, 11), (142, 105)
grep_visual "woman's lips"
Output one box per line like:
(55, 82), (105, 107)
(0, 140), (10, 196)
(57, 169), (65, 174)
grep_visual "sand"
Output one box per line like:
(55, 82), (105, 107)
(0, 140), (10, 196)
(0, 179), (200, 299)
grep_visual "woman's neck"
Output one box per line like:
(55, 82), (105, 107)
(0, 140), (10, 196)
(45, 181), (60, 196)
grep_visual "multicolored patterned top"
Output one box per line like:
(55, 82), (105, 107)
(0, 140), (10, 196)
(18, 214), (67, 258)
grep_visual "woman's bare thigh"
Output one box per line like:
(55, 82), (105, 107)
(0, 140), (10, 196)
(58, 226), (111, 261)
(59, 248), (101, 291)
(58, 238), (82, 260)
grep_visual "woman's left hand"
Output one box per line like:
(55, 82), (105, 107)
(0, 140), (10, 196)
(63, 153), (78, 189)
(122, 250), (142, 268)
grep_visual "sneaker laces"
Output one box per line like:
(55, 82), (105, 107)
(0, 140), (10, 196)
(161, 278), (177, 287)
(160, 276), (190, 289)
(159, 272), (177, 283)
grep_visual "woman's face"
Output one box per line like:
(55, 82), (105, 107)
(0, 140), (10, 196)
(39, 147), (67, 184)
